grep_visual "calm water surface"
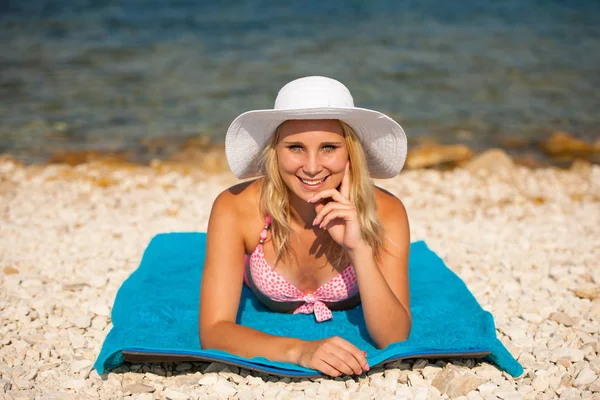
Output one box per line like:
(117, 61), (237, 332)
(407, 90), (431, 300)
(1, 0), (599, 163)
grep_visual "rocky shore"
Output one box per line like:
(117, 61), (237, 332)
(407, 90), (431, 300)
(1, 154), (598, 399)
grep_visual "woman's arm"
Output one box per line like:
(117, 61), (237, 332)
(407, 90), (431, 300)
(199, 187), (303, 363)
(311, 179), (412, 349)
(199, 185), (369, 376)
(347, 190), (412, 348)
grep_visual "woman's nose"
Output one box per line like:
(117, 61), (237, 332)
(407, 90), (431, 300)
(302, 153), (322, 176)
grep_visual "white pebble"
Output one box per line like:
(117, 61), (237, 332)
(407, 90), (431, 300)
(197, 373), (219, 385)
(161, 388), (189, 400)
(88, 302), (110, 317)
(573, 367), (597, 387)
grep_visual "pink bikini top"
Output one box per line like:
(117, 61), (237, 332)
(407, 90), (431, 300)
(243, 216), (359, 322)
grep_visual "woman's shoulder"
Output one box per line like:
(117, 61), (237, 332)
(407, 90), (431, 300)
(373, 185), (408, 221)
(211, 178), (262, 218)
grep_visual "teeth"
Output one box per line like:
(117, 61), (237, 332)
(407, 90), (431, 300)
(300, 177), (325, 185)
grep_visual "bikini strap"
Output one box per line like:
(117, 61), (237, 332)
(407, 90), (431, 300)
(258, 215), (272, 244)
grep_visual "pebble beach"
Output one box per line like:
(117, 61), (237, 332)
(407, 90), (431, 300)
(1, 155), (599, 400)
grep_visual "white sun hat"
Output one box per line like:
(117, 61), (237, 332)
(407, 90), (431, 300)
(225, 76), (407, 179)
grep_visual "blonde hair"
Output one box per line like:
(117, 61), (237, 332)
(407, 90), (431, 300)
(258, 120), (384, 267)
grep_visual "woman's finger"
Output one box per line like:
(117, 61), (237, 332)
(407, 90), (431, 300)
(320, 349), (359, 376)
(313, 203), (353, 226)
(322, 343), (364, 375)
(320, 209), (356, 229)
(340, 161), (351, 199)
(312, 358), (343, 377)
(330, 337), (369, 371)
(308, 189), (350, 205)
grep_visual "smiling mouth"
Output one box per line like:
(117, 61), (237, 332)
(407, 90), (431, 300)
(297, 175), (329, 186)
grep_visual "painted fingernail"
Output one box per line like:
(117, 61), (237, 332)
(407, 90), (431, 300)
(363, 363), (370, 371)
(312, 218), (317, 226)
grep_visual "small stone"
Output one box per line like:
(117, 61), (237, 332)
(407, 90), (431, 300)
(203, 362), (227, 373)
(492, 387), (520, 400)
(247, 376), (264, 386)
(131, 394), (153, 400)
(532, 375), (550, 392)
(560, 373), (573, 388)
(521, 313), (543, 324)
(214, 381), (237, 397)
(590, 358), (600, 374)
(406, 143), (473, 169)
(549, 312), (577, 327)
(3, 266), (18, 275)
(162, 388), (189, 400)
(557, 359), (572, 369)
(573, 367), (597, 387)
(540, 131), (595, 156)
(384, 368), (402, 380)
(573, 287), (600, 300)
(70, 359), (93, 373)
(474, 364), (502, 380)
(372, 376), (398, 392)
(90, 275), (108, 288)
(67, 329), (86, 349)
(74, 315), (92, 329)
(60, 378), (86, 390)
(395, 386), (412, 397)
(518, 384), (535, 395)
(550, 348), (585, 363)
(464, 149), (514, 173)
(237, 388), (255, 400)
(89, 302), (110, 317)
(175, 363), (193, 371)
(422, 366), (443, 380)
(123, 383), (156, 394)
(477, 382), (499, 395)
(198, 373), (219, 385)
(467, 392), (484, 400)
(559, 388), (581, 399)
(367, 368), (385, 379)
(6, 391), (35, 400)
(413, 387), (432, 400)
(321, 380), (345, 393)
(432, 365), (486, 398)
(12, 379), (32, 390)
(304, 386), (317, 397)
(408, 372), (428, 387)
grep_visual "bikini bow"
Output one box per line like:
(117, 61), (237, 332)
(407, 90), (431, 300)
(293, 293), (333, 322)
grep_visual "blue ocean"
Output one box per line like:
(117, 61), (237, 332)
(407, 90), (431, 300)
(1, 0), (599, 163)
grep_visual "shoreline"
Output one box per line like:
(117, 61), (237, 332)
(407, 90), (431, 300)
(0, 156), (598, 399)
(3, 131), (600, 174)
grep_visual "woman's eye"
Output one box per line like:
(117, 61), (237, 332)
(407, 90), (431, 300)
(322, 145), (338, 152)
(288, 145), (303, 152)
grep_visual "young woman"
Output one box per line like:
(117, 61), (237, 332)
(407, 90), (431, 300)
(199, 76), (411, 377)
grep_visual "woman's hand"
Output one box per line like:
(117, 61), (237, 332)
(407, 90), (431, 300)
(309, 162), (365, 251)
(294, 336), (369, 377)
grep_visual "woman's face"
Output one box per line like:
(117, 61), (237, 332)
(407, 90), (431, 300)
(275, 119), (349, 202)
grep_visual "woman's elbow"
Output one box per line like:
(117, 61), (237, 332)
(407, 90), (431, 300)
(375, 320), (412, 349)
(198, 321), (221, 349)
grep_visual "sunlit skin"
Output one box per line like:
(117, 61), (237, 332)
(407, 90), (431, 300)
(199, 119), (411, 378)
(275, 119), (349, 228)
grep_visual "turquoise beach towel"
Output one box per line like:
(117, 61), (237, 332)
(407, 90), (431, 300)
(94, 233), (522, 378)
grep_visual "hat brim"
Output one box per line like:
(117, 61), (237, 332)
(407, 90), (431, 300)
(225, 107), (407, 179)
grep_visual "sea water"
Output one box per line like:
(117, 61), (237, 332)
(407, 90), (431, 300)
(1, 0), (599, 163)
